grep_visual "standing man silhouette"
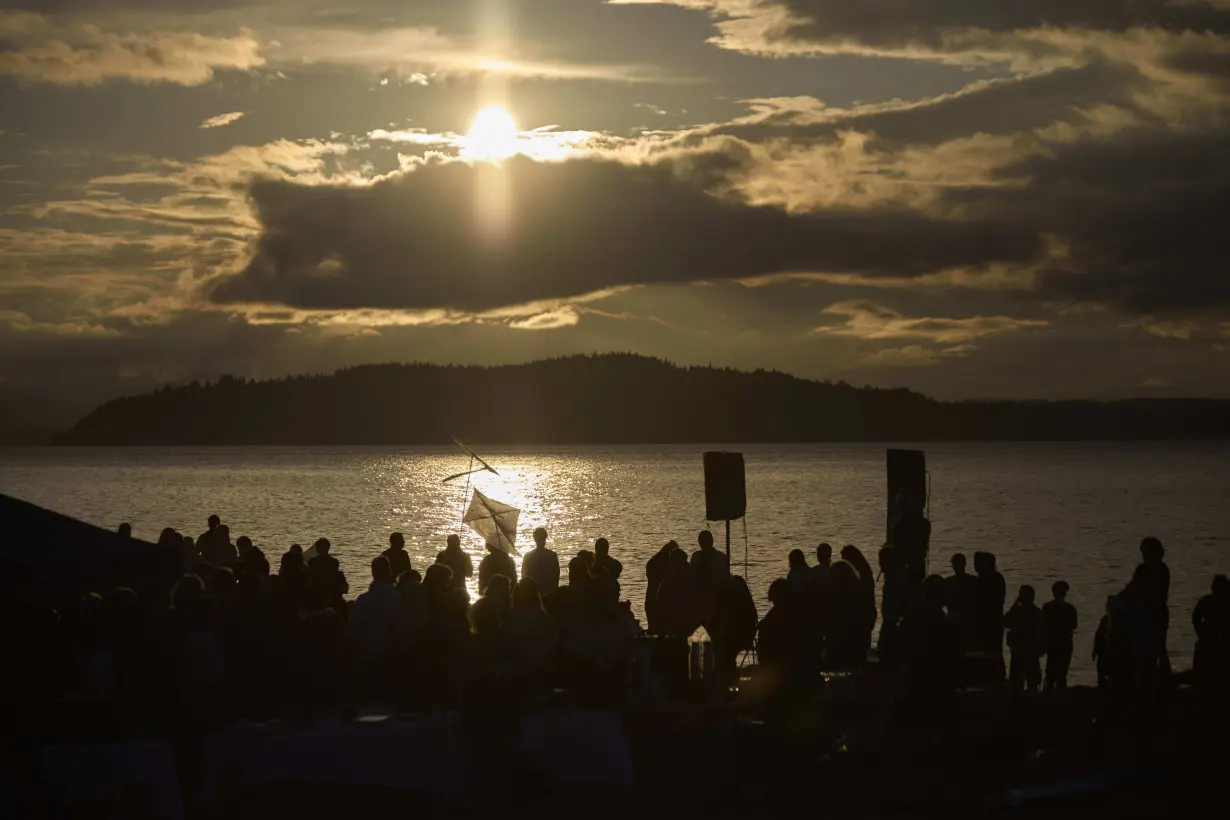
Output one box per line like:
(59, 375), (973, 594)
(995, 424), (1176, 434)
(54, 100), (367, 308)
(522, 527), (560, 596)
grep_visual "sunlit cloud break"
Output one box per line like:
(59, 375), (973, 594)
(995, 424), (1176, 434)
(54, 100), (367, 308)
(369, 124), (602, 162)
(200, 112), (245, 130)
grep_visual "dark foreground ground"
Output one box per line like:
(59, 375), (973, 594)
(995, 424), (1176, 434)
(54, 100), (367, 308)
(184, 677), (1225, 820)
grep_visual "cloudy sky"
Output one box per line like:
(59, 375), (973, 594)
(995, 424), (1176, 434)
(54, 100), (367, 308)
(2, 1), (1229, 418)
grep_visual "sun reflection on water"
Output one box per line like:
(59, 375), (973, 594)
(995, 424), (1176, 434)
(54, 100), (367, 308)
(389, 451), (592, 601)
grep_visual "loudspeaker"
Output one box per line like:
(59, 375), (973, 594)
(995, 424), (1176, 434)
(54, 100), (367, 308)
(886, 448), (927, 537)
(703, 451), (746, 521)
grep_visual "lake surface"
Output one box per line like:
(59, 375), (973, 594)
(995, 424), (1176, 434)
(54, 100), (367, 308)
(3, 442), (1228, 685)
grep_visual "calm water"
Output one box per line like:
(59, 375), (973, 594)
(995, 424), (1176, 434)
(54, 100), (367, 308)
(3, 443), (1228, 685)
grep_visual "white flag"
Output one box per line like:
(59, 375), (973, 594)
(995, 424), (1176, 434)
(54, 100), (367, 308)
(463, 489), (521, 554)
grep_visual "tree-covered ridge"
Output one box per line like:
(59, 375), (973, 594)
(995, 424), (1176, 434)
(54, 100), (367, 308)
(61, 354), (1230, 445)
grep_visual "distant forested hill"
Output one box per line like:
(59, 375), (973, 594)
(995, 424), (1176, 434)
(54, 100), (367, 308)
(59, 354), (1230, 445)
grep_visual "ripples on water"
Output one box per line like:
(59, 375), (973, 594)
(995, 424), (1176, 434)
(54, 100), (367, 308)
(3, 442), (1227, 685)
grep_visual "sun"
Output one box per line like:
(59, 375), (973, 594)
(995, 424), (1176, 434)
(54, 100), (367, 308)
(465, 105), (519, 161)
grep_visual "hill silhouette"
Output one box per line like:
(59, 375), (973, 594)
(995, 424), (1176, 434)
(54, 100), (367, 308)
(60, 354), (1230, 445)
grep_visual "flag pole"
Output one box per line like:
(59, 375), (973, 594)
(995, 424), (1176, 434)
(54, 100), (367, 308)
(460, 454), (473, 529)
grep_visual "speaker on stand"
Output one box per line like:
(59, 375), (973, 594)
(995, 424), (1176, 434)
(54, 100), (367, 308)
(703, 451), (746, 563)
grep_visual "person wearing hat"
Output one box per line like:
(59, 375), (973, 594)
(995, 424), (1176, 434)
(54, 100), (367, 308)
(1043, 580), (1078, 691)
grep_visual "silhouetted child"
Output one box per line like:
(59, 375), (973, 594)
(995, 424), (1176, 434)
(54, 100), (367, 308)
(1043, 580), (1077, 691)
(1093, 595), (1113, 688)
(1005, 584), (1046, 693)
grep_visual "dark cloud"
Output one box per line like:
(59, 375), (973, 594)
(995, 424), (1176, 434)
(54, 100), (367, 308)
(971, 127), (1230, 314)
(709, 60), (1146, 149)
(208, 152), (1043, 311)
(630, 0), (1230, 67)
(0, 1), (249, 11)
(772, 0), (1230, 49)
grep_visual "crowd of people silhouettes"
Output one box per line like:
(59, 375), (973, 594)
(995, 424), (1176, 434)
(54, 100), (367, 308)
(6, 511), (1229, 790)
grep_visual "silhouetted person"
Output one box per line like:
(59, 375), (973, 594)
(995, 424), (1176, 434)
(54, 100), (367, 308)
(280, 544), (304, 576)
(1093, 595), (1113, 688)
(1136, 536), (1171, 675)
(437, 534), (474, 594)
(470, 572), (513, 691)
(382, 532), (412, 581)
(300, 585), (348, 712)
(522, 527), (560, 596)
(181, 535), (198, 566)
(899, 575), (959, 707)
(568, 550), (595, 592)
(1111, 566), (1161, 709)
(1043, 580), (1077, 691)
(825, 560), (874, 668)
(478, 542), (517, 595)
(157, 526), (180, 550)
(560, 567), (638, 708)
(757, 579), (804, 681)
(1192, 574), (1229, 711)
(242, 546), (270, 580)
(812, 543), (832, 584)
(708, 574), (759, 685)
(645, 540), (679, 633)
(197, 514), (221, 555)
(352, 556), (401, 701)
(877, 545), (904, 653)
(203, 523), (238, 566)
(593, 538), (623, 579)
(117, 522), (132, 539)
(394, 568), (426, 641)
(546, 550), (594, 628)
(690, 529), (729, 588)
(974, 552), (1006, 666)
(787, 549), (811, 595)
(507, 578), (556, 684)
(943, 552), (978, 652)
(422, 563), (456, 616)
(307, 537), (340, 589)
(411, 581), (473, 709)
(1005, 585), (1046, 693)
(890, 491), (931, 575)
(658, 549), (702, 637)
(169, 575), (226, 713)
(840, 545), (877, 650)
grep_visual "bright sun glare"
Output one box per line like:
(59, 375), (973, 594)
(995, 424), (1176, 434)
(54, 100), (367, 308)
(465, 105), (519, 161)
